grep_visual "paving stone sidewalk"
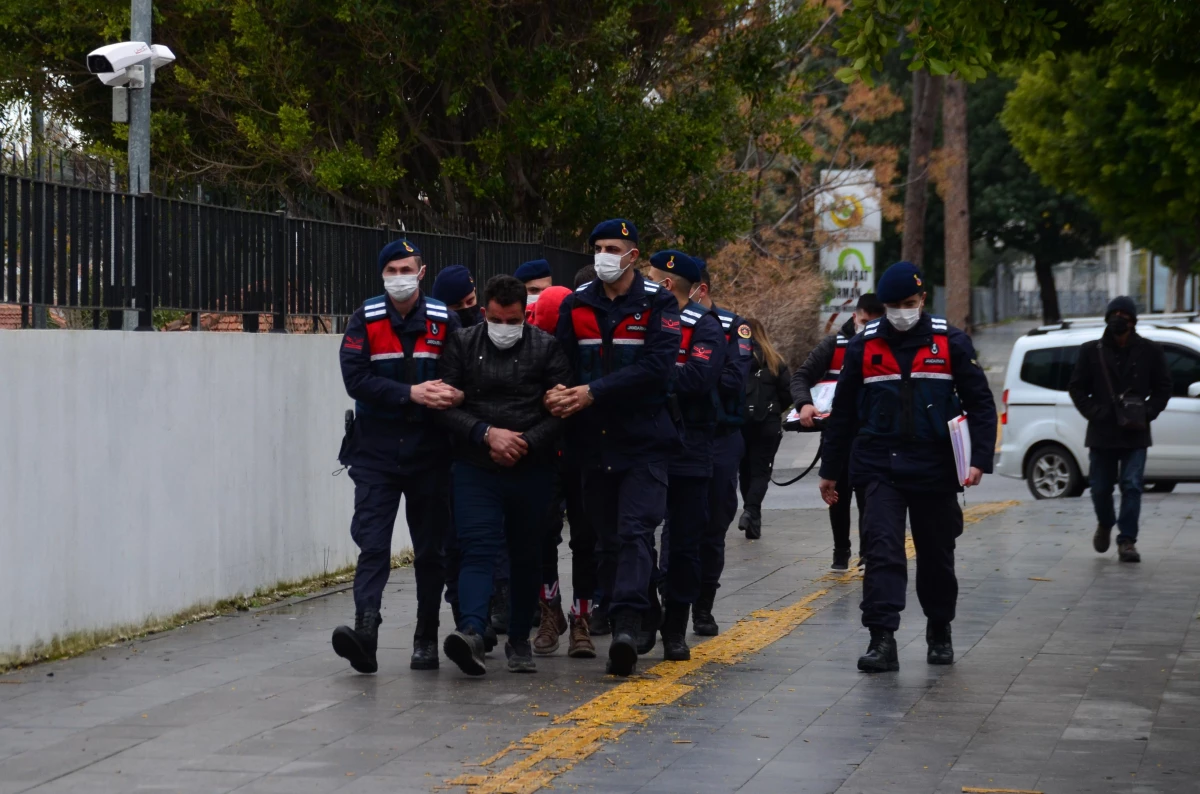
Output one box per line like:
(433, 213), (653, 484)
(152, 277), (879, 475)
(1, 492), (1197, 794)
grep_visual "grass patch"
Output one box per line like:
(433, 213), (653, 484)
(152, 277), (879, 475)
(0, 550), (414, 673)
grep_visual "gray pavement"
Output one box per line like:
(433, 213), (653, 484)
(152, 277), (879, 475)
(2, 490), (1198, 794)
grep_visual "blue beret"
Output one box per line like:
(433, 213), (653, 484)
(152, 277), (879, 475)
(514, 259), (551, 282)
(649, 250), (701, 284)
(876, 261), (925, 304)
(432, 264), (476, 305)
(588, 218), (638, 246)
(377, 239), (421, 272)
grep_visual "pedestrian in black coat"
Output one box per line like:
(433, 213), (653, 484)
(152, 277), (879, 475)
(737, 317), (792, 539)
(1067, 296), (1172, 563)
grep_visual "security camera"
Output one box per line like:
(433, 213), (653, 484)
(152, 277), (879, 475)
(86, 42), (175, 88)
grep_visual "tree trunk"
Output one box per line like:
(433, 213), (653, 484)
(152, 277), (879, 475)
(942, 77), (970, 330)
(1173, 238), (1193, 313)
(901, 72), (943, 266)
(1034, 256), (1061, 323)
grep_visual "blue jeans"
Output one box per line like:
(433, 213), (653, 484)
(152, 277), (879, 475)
(452, 461), (553, 640)
(1089, 448), (1147, 543)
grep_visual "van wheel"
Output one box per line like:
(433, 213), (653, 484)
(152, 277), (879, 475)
(1025, 444), (1082, 500)
(1147, 481), (1177, 493)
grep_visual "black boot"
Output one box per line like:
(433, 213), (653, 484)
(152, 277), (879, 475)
(490, 580), (511, 634)
(738, 511), (753, 534)
(637, 587), (662, 655)
(444, 627), (487, 676)
(692, 585), (718, 636)
(452, 600), (496, 652)
(926, 621), (953, 665)
(332, 610), (381, 674)
(857, 628), (899, 673)
(606, 609), (639, 677)
(661, 602), (691, 661)
(745, 510), (762, 540)
(410, 615), (440, 670)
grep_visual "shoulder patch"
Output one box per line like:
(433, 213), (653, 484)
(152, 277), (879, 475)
(737, 323), (752, 339)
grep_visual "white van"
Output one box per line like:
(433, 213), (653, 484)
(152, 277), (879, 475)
(994, 315), (1200, 499)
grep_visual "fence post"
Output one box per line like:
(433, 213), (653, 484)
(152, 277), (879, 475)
(135, 192), (154, 331)
(471, 233), (480, 273)
(271, 210), (288, 333)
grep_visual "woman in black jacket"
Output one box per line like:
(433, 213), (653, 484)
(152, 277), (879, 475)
(737, 317), (792, 539)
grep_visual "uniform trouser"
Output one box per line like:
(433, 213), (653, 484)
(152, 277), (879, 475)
(860, 480), (963, 632)
(700, 431), (745, 588)
(541, 463), (598, 608)
(738, 420), (783, 520)
(587, 463), (668, 614)
(831, 462), (867, 553)
(452, 461), (553, 640)
(658, 475), (709, 605)
(349, 465), (449, 621)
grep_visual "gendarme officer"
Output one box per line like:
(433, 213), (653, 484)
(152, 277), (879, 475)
(333, 240), (463, 674)
(818, 262), (995, 673)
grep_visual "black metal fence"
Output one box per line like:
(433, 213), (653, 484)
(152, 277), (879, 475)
(0, 170), (591, 331)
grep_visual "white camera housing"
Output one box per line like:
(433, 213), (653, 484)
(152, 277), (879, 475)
(87, 42), (175, 88)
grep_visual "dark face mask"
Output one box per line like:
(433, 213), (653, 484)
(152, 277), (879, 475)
(456, 306), (483, 327)
(1108, 316), (1131, 336)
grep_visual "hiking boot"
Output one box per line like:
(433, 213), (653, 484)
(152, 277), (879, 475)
(660, 602), (691, 662)
(533, 598), (566, 656)
(692, 585), (718, 636)
(636, 587), (662, 655)
(505, 639), (537, 673)
(589, 602), (611, 636)
(926, 621), (953, 665)
(567, 614), (596, 658)
(1118, 540), (1141, 563)
(331, 610), (381, 674)
(1093, 523), (1113, 553)
(443, 628), (486, 676)
(410, 615), (439, 670)
(857, 628), (899, 673)
(490, 581), (511, 634)
(830, 548), (851, 572)
(606, 610), (639, 677)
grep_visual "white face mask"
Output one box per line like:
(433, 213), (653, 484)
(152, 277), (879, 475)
(384, 274), (420, 302)
(525, 292), (540, 306)
(594, 251), (631, 283)
(886, 306), (921, 332)
(487, 321), (523, 349)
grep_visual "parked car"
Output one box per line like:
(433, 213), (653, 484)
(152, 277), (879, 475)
(995, 314), (1200, 499)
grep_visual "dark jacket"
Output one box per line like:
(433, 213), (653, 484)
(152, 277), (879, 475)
(437, 323), (573, 471)
(790, 318), (855, 408)
(339, 292), (461, 473)
(670, 306), (727, 477)
(1067, 329), (1172, 450)
(745, 341), (793, 423)
(555, 273), (682, 471)
(818, 313), (996, 492)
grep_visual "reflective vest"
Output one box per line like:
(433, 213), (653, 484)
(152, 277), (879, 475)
(713, 305), (747, 426)
(857, 317), (959, 442)
(821, 333), (849, 384)
(358, 295), (450, 420)
(674, 301), (719, 426)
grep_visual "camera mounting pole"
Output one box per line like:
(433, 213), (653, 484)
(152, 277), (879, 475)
(129, 0), (152, 195)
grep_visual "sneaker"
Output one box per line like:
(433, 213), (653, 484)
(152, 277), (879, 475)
(1118, 540), (1141, 563)
(857, 556), (866, 570)
(567, 614), (596, 658)
(533, 600), (565, 656)
(443, 629), (486, 676)
(505, 640), (537, 673)
(830, 548), (851, 572)
(1093, 523), (1113, 553)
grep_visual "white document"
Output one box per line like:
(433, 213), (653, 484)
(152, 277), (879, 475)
(948, 415), (971, 485)
(810, 381), (837, 416)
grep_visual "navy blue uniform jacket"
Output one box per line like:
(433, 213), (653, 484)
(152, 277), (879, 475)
(339, 292), (461, 474)
(818, 313), (996, 491)
(671, 306), (727, 478)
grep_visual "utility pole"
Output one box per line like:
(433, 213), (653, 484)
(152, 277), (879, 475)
(129, 0), (152, 195)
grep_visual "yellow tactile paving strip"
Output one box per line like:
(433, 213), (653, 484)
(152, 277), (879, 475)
(445, 501), (1019, 794)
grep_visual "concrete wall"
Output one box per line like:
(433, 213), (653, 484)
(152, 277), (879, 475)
(0, 331), (412, 662)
